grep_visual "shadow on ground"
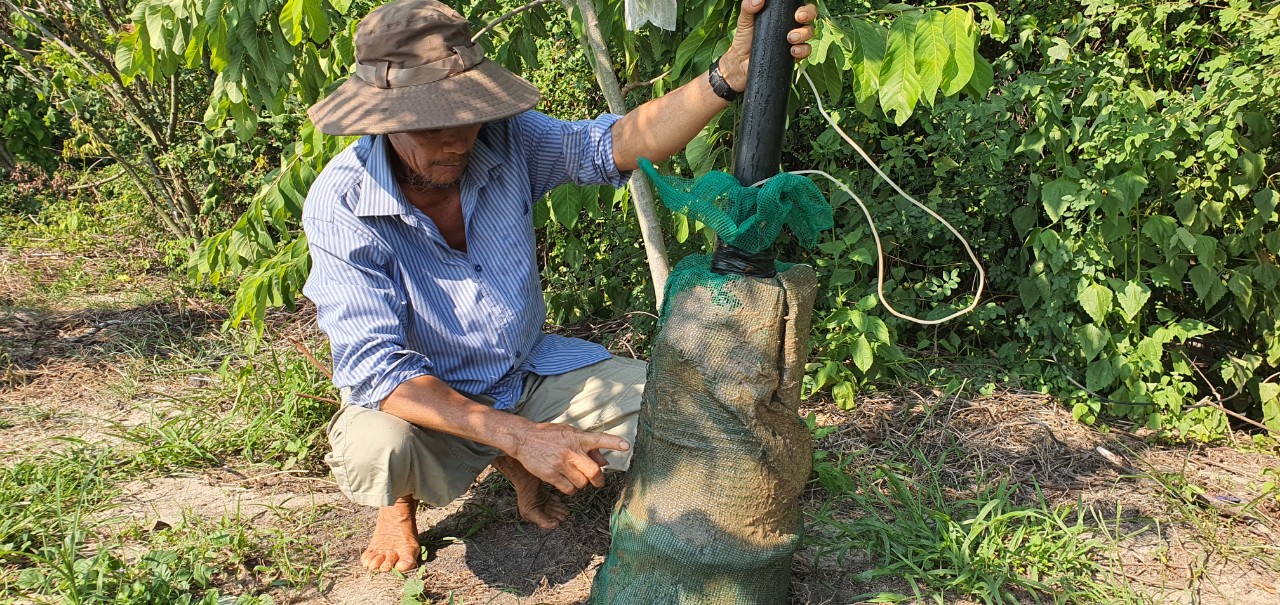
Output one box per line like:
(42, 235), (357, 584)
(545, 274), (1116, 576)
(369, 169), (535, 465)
(0, 301), (222, 390)
(412, 471), (621, 602)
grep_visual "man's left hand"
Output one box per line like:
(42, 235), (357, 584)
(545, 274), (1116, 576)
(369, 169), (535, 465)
(718, 0), (818, 92)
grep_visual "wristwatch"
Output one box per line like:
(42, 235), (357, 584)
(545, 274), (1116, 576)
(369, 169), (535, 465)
(709, 57), (742, 102)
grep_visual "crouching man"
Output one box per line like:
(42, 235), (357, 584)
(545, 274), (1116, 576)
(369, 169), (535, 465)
(301, 0), (815, 572)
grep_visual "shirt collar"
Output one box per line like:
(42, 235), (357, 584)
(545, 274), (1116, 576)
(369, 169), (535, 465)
(354, 135), (413, 218)
(353, 126), (505, 219)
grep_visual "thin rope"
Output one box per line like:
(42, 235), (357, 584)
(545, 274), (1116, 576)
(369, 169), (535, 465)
(770, 69), (987, 326)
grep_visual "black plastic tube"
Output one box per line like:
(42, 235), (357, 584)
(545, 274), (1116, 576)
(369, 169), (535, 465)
(713, 0), (801, 277)
(732, 0), (802, 189)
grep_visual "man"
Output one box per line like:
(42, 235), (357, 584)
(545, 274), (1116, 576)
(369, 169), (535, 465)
(302, 0), (816, 573)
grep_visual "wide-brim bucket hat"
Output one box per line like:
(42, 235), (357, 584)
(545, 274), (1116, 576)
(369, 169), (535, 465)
(308, 0), (541, 136)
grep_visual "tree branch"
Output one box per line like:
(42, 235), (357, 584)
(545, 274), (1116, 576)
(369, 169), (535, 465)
(471, 0), (558, 42)
(0, 27), (38, 63)
(621, 69), (672, 96)
(0, 0), (165, 148)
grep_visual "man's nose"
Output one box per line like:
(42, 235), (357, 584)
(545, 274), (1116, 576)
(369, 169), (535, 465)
(440, 132), (470, 154)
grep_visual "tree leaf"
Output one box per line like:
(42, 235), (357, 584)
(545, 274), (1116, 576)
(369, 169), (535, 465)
(1077, 282), (1113, 324)
(878, 12), (921, 125)
(1086, 360), (1116, 392)
(673, 26), (709, 79)
(1188, 264), (1218, 303)
(329, 0), (353, 14)
(962, 52), (993, 99)
(832, 381), (857, 410)
(1116, 280), (1151, 321)
(115, 30), (139, 77)
(865, 316), (891, 344)
(1109, 169), (1148, 213)
(279, 0), (306, 46)
(144, 3), (169, 51)
(940, 9), (975, 96)
(304, 0), (330, 44)
(1011, 205), (1037, 237)
(548, 186), (584, 229)
(209, 18), (230, 72)
(847, 19), (888, 103)
(913, 10), (949, 107)
(852, 334), (874, 372)
(1077, 323), (1108, 363)
(1042, 178), (1077, 223)
(1254, 189), (1279, 222)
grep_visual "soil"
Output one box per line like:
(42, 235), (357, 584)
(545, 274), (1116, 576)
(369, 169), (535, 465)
(2, 247), (1278, 604)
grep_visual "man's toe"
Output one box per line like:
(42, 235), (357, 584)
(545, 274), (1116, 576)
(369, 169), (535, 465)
(394, 554), (417, 572)
(532, 511), (561, 530)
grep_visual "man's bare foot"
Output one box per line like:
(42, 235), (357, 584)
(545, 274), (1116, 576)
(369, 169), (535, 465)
(361, 497), (420, 572)
(493, 455), (569, 530)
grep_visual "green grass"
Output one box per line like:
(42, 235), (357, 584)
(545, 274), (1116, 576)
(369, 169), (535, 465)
(807, 447), (1106, 604)
(0, 333), (338, 603)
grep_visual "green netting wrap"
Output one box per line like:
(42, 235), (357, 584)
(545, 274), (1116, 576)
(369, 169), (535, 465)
(636, 158), (832, 255)
(590, 164), (831, 605)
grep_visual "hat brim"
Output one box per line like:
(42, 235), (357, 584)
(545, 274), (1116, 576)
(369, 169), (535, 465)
(308, 60), (541, 136)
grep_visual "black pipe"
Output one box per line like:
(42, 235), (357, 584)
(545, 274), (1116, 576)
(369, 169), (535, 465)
(714, 0), (801, 277)
(732, 0), (802, 188)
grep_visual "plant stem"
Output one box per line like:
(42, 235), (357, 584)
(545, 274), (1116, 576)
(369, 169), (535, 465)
(471, 0), (559, 42)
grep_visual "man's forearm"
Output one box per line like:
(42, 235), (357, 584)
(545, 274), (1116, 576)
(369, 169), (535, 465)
(609, 68), (736, 172)
(380, 374), (531, 454)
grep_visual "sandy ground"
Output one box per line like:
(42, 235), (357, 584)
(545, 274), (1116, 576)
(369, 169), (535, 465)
(2, 247), (1279, 604)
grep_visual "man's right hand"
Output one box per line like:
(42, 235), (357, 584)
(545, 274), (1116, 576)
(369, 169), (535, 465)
(507, 422), (630, 495)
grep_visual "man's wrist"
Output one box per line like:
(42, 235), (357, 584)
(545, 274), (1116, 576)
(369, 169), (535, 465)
(717, 52), (747, 92)
(493, 413), (535, 458)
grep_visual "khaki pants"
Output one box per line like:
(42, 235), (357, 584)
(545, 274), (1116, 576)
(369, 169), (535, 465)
(325, 356), (647, 508)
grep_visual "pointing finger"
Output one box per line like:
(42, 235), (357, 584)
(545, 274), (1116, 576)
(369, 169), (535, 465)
(579, 431), (630, 453)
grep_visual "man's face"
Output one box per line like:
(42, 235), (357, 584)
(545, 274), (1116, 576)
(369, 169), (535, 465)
(387, 123), (483, 191)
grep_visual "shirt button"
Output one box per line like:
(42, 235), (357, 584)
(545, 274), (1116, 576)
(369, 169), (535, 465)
(474, 264), (482, 272)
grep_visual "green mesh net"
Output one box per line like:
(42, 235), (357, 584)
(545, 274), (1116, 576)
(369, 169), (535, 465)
(640, 158), (834, 321)
(589, 162), (832, 605)
(639, 158), (833, 256)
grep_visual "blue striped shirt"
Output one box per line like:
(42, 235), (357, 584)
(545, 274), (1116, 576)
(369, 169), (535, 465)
(302, 111), (630, 411)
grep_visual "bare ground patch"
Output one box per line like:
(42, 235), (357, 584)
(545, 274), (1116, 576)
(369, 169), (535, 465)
(2, 249), (1277, 604)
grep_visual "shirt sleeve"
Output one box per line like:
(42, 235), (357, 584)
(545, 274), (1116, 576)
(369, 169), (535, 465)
(514, 110), (634, 200)
(302, 216), (433, 409)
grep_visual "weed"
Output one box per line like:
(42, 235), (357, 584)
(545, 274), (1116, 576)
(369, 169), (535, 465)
(808, 449), (1101, 604)
(0, 445), (117, 567)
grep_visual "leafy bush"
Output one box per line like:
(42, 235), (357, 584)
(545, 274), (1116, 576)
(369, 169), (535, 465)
(789, 0), (1280, 440)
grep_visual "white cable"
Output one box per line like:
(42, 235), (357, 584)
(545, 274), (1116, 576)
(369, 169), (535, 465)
(772, 69), (987, 326)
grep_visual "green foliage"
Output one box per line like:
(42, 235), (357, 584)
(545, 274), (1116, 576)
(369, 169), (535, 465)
(790, 0), (1280, 440)
(0, 36), (67, 171)
(809, 449), (1101, 604)
(0, 447), (116, 567)
(114, 339), (336, 472)
(116, 0), (363, 140)
(1008, 0), (1280, 436)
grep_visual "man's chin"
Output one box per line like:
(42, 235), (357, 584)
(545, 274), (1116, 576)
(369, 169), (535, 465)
(404, 171), (462, 191)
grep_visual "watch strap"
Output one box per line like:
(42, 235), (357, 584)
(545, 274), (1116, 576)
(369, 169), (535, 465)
(708, 58), (742, 102)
